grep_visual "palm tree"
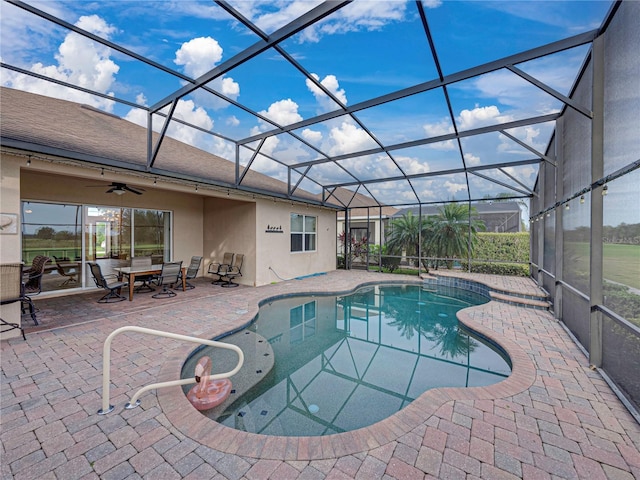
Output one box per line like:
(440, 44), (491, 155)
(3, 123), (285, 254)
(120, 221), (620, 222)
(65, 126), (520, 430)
(427, 203), (485, 269)
(386, 211), (431, 266)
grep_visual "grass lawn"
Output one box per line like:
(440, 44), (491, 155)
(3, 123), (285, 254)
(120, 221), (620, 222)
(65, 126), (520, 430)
(603, 244), (640, 290)
(566, 242), (639, 290)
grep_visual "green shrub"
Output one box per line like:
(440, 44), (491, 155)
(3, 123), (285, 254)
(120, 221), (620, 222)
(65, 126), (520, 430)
(381, 255), (401, 273)
(461, 261), (530, 277)
(473, 232), (529, 263)
(370, 265), (420, 276)
(604, 282), (640, 326)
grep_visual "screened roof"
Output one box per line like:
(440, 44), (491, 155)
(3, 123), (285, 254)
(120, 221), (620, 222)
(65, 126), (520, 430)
(0, 0), (616, 209)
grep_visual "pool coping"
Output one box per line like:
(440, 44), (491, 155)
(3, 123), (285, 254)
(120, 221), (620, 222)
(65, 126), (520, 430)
(156, 280), (537, 461)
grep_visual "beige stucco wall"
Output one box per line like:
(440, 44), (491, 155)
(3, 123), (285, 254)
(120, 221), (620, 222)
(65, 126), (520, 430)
(203, 197), (256, 286)
(0, 155), (21, 263)
(0, 155), (22, 338)
(256, 201), (337, 285)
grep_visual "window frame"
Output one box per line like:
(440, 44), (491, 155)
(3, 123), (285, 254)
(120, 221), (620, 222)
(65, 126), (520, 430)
(290, 213), (317, 253)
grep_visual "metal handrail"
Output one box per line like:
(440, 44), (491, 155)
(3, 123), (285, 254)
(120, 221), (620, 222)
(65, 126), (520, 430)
(98, 326), (244, 414)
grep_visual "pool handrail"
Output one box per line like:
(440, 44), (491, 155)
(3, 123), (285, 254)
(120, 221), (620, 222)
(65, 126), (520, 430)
(98, 326), (244, 414)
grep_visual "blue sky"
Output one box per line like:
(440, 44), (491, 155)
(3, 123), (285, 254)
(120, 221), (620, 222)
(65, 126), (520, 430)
(1, 0), (613, 207)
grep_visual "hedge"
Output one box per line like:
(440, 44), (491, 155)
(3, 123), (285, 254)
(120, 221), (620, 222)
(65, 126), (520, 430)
(460, 261), (530, 277)
(457, 232), (531, 276)
(473, 232), (530, 263)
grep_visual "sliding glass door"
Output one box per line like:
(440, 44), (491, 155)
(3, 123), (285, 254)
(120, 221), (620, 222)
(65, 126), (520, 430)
(21, 201), (171, 293)
(21, 202), (83, 292)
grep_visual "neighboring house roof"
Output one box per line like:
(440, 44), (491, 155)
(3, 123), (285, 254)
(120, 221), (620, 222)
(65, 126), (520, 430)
(393, 201), (523, 232)
(0, 87), (328, 206)
(394, 202), (521, 217)
(336, 206), (400, 220)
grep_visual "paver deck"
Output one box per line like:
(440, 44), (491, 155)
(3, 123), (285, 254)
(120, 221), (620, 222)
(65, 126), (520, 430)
(2, 270), (639, 479)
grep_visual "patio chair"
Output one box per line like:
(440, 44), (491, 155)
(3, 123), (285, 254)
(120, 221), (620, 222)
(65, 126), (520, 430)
(130, 256), (155, 293)
(179, 256), (202, 290)
(1, 263), (37, 338)
(208, 252), (233, 284)
(53, 256), (78, 287)
(220, 253), (244, 288)
(152, 261), (183, 299)
(23, 255), (50, 295)
(88, 262), (127, 303)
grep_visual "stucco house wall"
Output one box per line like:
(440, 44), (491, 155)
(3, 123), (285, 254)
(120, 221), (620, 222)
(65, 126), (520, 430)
(203, 197), (256, 287)
(256, 201), (337, 286)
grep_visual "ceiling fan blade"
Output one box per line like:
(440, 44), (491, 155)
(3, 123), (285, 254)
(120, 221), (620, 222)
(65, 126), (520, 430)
(124, 185), (144, 194)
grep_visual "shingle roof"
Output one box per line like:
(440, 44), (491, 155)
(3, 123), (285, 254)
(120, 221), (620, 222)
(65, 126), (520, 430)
(0, 86), (324, 204)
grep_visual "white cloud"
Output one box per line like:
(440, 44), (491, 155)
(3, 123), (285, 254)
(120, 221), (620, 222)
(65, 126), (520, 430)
(368, 180), (419, 204)
(423, 119), (453, 137)
(314, 1), (407, 38)
(306, 73), (347, 110)
(259, 136), (280, 157)
(124, 98), (214, 148)
(235, 1), (323, 34)
(302, 128), (323, 143)
(2, 15), (119, 111)
(226, 115), (240, 127)
(238, 1), (409, 43)
(444, 181), (467, 195)
(464, 152), (481, 166)
(210, 136), (236, 161)
(422, 118), (456, 150)
(498, 125), (546, 154)
(395, 155), (430, 175)
(259, 98), (303, 127)
(328, 121), (377, 156)
(174, 37), (240, 107)
(220, 76), (240, 98)
(123, 108), (148, 127)
(458, 105), (513, 130)
(174, 37), (223, 78)
(135, 93), (147, 106)
(502, 165), (537, 185)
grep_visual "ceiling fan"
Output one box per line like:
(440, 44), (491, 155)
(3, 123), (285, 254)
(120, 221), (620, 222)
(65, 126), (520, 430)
(86, 182), (145, 195)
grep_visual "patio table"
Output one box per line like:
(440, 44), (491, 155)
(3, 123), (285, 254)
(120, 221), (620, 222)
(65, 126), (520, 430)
(114, 264), (187, 301)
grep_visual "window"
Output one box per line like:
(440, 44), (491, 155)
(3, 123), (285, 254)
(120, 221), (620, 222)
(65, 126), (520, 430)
(290, 301), (317, 344)
(291, 214), (316, 252)
(20, 201), (171, 293)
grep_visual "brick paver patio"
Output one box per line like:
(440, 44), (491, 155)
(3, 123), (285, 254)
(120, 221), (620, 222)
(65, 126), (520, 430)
(2, 270), (639, 479)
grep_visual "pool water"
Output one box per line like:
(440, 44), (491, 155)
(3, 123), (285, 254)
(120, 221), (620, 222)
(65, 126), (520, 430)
(181, 284), (511, 437)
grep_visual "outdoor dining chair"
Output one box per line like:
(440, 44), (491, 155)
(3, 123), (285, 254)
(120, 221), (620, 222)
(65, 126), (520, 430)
(130, 256), (156, 293)
(53, 256), (79, 287)
(180, 256), (202, 289)
(152, 261), (183, 299)
(220, 253), (244, 288)
(1, 263), (38, 339)
(208, 252), (233, 284)
(23, 255), (50, 295)
(88, 262), (127, 303)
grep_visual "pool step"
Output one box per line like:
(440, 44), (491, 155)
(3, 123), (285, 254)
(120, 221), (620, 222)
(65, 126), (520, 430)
(489, 291), (552, 311)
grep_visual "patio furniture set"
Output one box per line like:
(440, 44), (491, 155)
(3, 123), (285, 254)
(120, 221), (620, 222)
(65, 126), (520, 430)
(89, 252), (243, 303)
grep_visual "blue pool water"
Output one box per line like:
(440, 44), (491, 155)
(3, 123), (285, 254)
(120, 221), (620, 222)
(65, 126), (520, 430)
(182, 284), (511, 437)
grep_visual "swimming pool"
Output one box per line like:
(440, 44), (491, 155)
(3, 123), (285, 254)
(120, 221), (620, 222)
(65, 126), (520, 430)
(181, 283), (511, 436)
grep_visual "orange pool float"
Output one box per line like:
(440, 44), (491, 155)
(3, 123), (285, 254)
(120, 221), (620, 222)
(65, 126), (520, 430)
(187, 356), (232, 411)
